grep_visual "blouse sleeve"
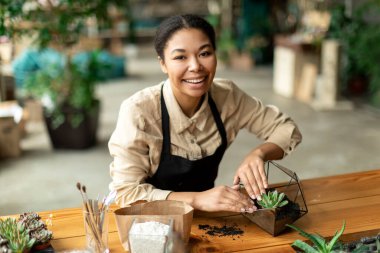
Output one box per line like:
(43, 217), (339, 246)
(229, 82), (302, 156)
(108, 99), (171, 207)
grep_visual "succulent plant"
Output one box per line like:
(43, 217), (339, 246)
(0, 217), (35, 253)
(18, 212), (53, 245)
(257, 190), (289, 209)
(0, 234), (11, 253)
(287, 221), (369, 253)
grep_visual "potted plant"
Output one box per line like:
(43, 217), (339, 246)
(18, 212), (53, 251)
(23, 51), (105, 149)
(287, 221), (376, 253)
(0, 217), (36, 253)
(0, 0), (130, 149)
(327, 1), (380, 105)
(350, 1), (380, 107)
(241, 161), (308, 236)
(0, 212), (53, 252)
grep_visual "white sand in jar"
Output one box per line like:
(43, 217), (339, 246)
(129, 221), (171, 253)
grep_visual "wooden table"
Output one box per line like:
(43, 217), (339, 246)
(5, 169), (380, 252)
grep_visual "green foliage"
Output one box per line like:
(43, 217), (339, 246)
(217, 29), (237, 63)
(287, 221), (369, 253)
(257, 190), (288, 209)
(327, 1), (380, 106)
(0, 217), (36, 253)
(0, 0), (130, 48)
(24, 51), (104, 128)
(1, 0), (129, 126)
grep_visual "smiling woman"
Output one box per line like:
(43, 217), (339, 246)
(158, 28), (217, 117)
(108, 14), (302, 214)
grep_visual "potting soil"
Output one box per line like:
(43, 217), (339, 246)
(198, 224), (244, 237)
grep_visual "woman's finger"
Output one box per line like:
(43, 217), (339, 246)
(252, 164), (266, 195)
(220, 186), (255, 210)
(240, 169), (260, 200)
(257, 161), (268, 189)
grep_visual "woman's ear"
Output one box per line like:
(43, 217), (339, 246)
(158, 56), (168, 74)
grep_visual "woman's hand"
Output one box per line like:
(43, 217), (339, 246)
(233, 152), (267, 201)
(192, 185), (257, 213)
(233, 143), (284, 201)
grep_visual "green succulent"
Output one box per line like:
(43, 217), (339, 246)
(287, 221), (368, 253)
(257, 190), (289, 209)
(0, 218), (35, 253)
(18, 212), (53, 245)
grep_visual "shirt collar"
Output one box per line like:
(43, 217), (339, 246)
(163, 79), (209, 134)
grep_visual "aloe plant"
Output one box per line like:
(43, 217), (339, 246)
(257, 190), (289, 209)
(287, 221), (368, 253)
(0, 218), (35, 253)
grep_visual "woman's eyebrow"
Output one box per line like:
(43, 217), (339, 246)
(199, 44), (212, 50)
(170, 43), (212, 55)
(170, 48), (186, 54)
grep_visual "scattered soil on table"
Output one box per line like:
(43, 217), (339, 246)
(198, 223), (244, 237)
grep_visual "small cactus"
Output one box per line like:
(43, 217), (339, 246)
(257, 190), (289, 209)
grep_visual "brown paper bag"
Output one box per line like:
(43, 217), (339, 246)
(114, 200), (194, 251)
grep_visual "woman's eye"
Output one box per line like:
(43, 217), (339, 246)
(174, 55), (185, 60)
(200, 51), (212, 57)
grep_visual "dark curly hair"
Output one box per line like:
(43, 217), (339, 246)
(154, 14), (216, 60)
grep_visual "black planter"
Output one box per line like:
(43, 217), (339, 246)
(44, 102), (100, 149)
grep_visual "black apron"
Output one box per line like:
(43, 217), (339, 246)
(146, 86), (228, 192)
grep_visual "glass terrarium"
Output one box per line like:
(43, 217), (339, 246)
(241, 161), (308, 236)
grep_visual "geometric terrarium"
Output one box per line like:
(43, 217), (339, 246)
(241, 161), (308, 236)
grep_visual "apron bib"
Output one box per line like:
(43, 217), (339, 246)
(146, 86), (227, 192)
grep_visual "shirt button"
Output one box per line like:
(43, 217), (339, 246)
(191, 139), (196, 144)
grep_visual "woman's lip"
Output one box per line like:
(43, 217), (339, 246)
(183, 76), (207, 83)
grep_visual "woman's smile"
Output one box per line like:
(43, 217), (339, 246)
(182, 76), (208, 88)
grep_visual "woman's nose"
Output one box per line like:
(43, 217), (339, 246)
(188, 57), (202, 72)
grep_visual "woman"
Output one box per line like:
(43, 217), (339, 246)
(108, 14), (302, 213)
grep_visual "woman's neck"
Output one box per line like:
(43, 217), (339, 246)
(177, 95), (205, 118)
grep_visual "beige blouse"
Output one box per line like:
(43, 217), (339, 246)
(108, 78), (302, 207)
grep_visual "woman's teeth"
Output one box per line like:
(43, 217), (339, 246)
(184, 77), (205, 83)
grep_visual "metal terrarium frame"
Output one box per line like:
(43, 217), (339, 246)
(265, 161), (308, 217)
(242, 161), (308, 236)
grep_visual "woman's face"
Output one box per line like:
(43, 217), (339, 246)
(159, 28), (217, 103)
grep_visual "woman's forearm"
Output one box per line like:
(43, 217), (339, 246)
(166, 191), (197, 206)
(249, 142), (284, 161)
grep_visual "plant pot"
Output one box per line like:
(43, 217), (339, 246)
(241, 162), (308, 236)
(32, 242), (52, 252)
(44, 101), (100, 149)
(242, 197), (302, 236)
(347, 74), (368, 96)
